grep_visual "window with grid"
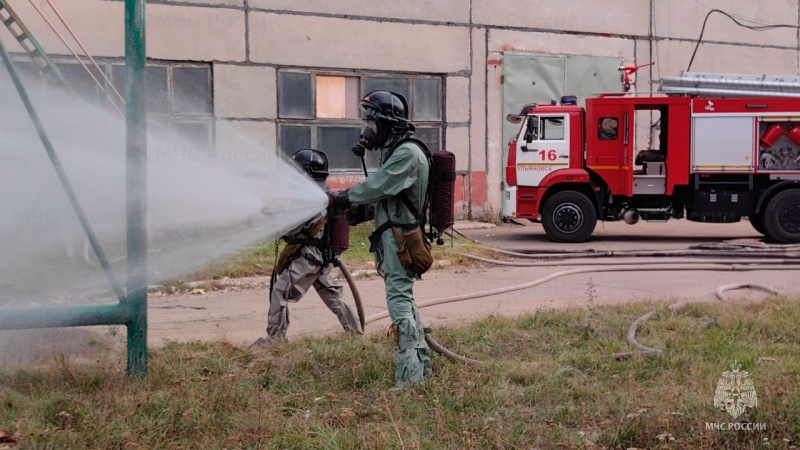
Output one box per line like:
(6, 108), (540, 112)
(5, 59), (214, 151)
(277, 71), (443, 171)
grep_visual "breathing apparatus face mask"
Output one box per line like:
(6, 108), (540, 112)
(358, 120), (380, 150)
(352, 108), (383, 157)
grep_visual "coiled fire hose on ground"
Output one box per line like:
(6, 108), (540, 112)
(611, 283), (783, 360)
(340, 242), (799, 365)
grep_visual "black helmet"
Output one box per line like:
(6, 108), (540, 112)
(291, 149), (328, 181)
(360, 90), (409, 123)
(356, 91), (414, 152)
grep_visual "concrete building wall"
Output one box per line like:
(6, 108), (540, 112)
(248, 13), (470, 72)
(473, 0), (651, 37)
(3, 0), (800, 219)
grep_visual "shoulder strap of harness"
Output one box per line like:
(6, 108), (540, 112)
(283, 216), (327, 248)
(368, 137), (433, 252)
(383, 137), (432, 227)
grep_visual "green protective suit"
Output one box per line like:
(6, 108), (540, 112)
(348, 139), (432, 388)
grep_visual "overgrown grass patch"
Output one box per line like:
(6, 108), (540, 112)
(2, 297), (798, 448)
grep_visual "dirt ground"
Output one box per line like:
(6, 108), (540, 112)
(145, 218), (800, 346)
(2, 218), (798, 366)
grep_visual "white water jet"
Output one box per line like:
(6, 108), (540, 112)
(0, 67), (328, 308)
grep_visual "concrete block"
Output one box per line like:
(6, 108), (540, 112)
(486, 50), (504, 214)
(163, 0), (243, 7)
(654, 0), (798, 48)
(654, 40), (799, 77)
(446, 126), (470, 171)
(633, 38), (659, 92)
(215, 120), (277, 155)
(446, 76), (470, 123)
(0, 0), (123, 57)
(249, 13), (470, 73)
(0, 0), (246, 61)
(148, 5), (246, 62)
(489, 29), (635, 60)
(249, 0), (470, 23)
(471, 28), (488, 173)
(474, 0), (649, 37)
(214, 65), (276, 119)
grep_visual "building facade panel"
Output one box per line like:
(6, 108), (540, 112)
(486, 53), (504, 215)
(248, 13), (470, 73)
(147, 5), (246, 62)
(1, 0), (123, 57)
(473, 0), (650, 37)
(489, 29), (635, 61)
(215, 120), (277, 156)
(214, 65), (276, 119)
(248, 0), (470, 23)
(4, 0), (800, 220)
(1, 1), (246, 61)
(447, 126), (471, 172)
(446, 76), (470, 124)
(655, 40), (799, 77)
(161, 0), (244, 7)
(471, 27), (488, 175)
(653, 0), (798, 47)
(446, 125), (472, 216)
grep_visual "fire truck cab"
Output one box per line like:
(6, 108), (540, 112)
(503, 72), (800, 243)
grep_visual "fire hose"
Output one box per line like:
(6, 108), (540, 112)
(338, 260), (482, 365)
(612, 283), (783, 360)
(342, 251), (798, 365)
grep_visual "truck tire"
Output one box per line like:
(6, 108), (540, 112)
(763, 189), (800, 243)
(541, 191), (597, 243)
(748, 212), (768, 237)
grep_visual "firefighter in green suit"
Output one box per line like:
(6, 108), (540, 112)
(328, 90), (432, 388)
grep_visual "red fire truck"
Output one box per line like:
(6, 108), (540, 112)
(503, 72), (800, 243)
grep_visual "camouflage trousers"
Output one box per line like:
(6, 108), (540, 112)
(267, 251), (362, 339)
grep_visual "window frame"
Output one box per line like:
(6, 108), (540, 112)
(598, 116), (619, 141)
(537, 116), (566, 141)
(277, 69), (444, 173)
(8, 57), (215, 150)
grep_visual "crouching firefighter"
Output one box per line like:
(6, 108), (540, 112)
(328, 90), (435, 388)
(253, 149), (363, 346)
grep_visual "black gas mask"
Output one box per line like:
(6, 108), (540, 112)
(351, 107), (387, 157)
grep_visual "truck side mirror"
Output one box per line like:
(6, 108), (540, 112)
(506, 114), (522, 124)
(521, 117), (537, 151)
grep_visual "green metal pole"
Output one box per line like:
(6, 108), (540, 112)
(124, 0), (147, 377)
(0, 304), (134, 330)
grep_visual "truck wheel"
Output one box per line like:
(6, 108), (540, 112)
(748, 212), (768, 237)
(541, 191), (597, 243)
(763, 190), (800, 243)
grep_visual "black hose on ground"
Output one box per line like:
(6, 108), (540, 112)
(338, 261), (366, 331)
(424, 331), (483, 366)
(612, 283), (783, 360)
(447, 253), (791, 361)
(489, 247), (800, 260)
(339, 260), (482, 364)
(340, 237), (795, 366)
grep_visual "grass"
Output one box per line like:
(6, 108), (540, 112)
(1, 296), (799, 449)
(177, 223), (486, 283)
